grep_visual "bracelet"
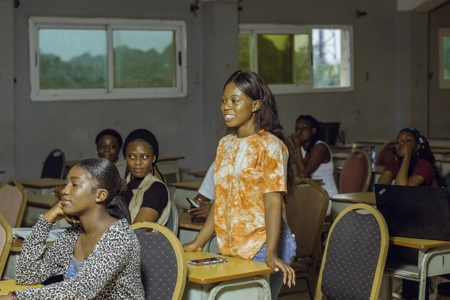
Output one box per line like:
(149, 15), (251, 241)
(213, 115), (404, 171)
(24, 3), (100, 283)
(8, 291), (18, 300)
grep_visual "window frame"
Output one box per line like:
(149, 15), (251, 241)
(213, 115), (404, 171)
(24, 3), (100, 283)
(29, 16), (187, 101)
(439, 27), (450, 89)
(239, 24), (354, 94)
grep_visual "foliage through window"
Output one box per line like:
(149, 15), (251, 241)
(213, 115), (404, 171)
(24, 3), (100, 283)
(239, 24), (353, 94)
(439, 28), (450, 89)
(29, 17), (186, 101)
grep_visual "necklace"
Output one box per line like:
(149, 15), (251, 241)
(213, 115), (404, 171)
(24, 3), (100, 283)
(82, 214), (110, 260)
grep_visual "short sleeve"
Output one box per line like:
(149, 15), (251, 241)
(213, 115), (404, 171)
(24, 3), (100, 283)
(198, 162), (215, 200)
(141, 182), (169, 215)
(262, 139), (288, 195)
(412, 159), (435, 186)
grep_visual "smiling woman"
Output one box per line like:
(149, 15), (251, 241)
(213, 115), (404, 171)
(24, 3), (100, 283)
(0, 158), (144, 300)
(120, 129), (171, 225)
(95, 129), (126, 178)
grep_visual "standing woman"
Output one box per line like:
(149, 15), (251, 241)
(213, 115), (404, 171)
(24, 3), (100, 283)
(0, 158), (144, 299)
(184, 71), (296, 299)
(120, 129), (170, 225)
(290, 115), (338, 215)
(95, 129), (127, 178)
(378, 127), (442, 187)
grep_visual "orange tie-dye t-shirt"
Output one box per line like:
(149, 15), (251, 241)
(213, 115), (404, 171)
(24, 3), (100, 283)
(213, 130), (288, 260)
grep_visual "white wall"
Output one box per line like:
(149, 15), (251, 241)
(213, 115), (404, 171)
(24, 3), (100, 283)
(0, 0), (437, 179)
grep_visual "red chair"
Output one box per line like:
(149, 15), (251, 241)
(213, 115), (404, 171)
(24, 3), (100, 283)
(375, 141), (396, 166)
(339, 150), (372, 193)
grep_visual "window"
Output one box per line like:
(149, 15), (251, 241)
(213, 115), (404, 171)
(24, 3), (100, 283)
(439, 28), (450, 89)
(239, 24), (353, 94)
(29, 17), (187, 101)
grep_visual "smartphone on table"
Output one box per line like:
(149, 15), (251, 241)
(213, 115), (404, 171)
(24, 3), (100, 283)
(188, 257), (229, 266)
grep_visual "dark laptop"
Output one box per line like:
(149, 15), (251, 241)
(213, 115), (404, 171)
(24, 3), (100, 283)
(375, 184), (450, 241)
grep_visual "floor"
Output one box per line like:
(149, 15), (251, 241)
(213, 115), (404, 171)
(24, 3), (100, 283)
(277, 272), (441, 300)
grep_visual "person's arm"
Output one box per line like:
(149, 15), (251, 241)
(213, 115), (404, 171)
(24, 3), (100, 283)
(377, 170), (394, 185)
(264, 192), (295, 288)
(132, 182), (168, 224)
(183, 202), (216, 252)
(16, 223), (138, 299)
(395, 144), (426, 186)
(292, 143), (329, 178)
(188, 194), (212, 219)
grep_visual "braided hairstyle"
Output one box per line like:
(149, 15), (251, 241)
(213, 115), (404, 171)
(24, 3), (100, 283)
(295, 115), (320, 154)
(224, 70), (296, 194)
(395, 128), (443, 186)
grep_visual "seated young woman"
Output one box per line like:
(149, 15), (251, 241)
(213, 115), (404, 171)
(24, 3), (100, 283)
(289, 115), (338, 215)
(95, 129), (127, 178)
(120, 129), (170, 225)
(378, 127), (442, 187)
(0, 158), (144, 299)
(377, 127), (443, 300)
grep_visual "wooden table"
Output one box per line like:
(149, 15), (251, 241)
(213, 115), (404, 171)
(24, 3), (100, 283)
(188, 171), (207, 178)
(18, 178), (65, 196)
(0, 279), (42, 294)
(329, 192), (376, 220)
(156, 155), (185, 183)
(22, 195), (60, 227)
(384, 237), (450, 300)
(183, 251), (272, 299)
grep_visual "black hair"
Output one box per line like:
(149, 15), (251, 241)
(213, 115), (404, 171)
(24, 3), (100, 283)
(396, 128), (443, 186)
(224, 70), (296, 194)
(295, 115), (320, 154)
(95, 129), (123, 150)
(76, 158), (126, 206)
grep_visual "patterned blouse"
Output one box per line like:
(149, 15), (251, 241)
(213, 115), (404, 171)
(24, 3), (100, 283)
(214, 130), (288, 260)
(15, 216), (145, 299)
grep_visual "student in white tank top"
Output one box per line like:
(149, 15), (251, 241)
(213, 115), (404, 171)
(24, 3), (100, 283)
(289, 115), (338, 216)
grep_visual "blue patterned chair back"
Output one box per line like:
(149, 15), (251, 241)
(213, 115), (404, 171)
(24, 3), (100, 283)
(131, 222), (186, 300)
(315, 204), (389, 300)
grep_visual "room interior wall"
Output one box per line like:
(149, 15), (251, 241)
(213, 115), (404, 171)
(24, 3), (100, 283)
(428, 1), (450, 137)
(3, 0), (437, 179)
(0, 0), (15, 179)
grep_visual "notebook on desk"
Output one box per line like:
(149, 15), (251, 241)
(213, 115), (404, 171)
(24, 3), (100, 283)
(375, 184), (450, 241)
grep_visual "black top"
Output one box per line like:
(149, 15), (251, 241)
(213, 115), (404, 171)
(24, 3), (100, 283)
(121, 177), (168, 215)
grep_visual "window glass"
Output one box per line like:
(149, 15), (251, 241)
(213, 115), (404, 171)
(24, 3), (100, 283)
(113, 30), (176, 88)
(39, 29), (107, 89)
(238, 34), (253, 71)
(444, 36), (450, 81)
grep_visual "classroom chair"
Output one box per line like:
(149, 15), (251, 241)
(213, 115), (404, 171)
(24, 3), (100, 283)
(41, 149), (66, 179)
(0, 178), (28, 227)
(375, 141), (396, 166)
(0, 213), (13, 279)
(131, 222), (186, 300)
(165, 199), (179, 235)
(315, 204), (389, 300)
(339, 149), (372, 193)
(280, 178), (329, 299)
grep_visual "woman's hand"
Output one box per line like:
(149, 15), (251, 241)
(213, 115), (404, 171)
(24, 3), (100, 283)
(183, 241), (204, 252)
(188, 199), (212, 219)
(289, 133), (301, 149)
(42, 202), (80, 224)
(265, 252), (296, 288)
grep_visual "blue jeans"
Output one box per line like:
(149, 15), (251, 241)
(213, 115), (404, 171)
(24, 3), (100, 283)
(252, 220), (296, 300)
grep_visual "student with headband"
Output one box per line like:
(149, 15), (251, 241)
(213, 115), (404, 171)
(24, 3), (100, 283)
(378, 127), (442, 187)
(120, 129), (170, 225)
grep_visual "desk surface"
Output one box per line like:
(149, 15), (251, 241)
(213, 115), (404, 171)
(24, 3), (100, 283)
(168, 181), (202, 191)
(336, 165), (384, 174)
(185, 252), (272, 284)
(330, 192), (376, 205)
(10, 238), (53, 252)
(179, 212), (204, 230)
(431, 148), (450, 154)
(158, 156), (185, 162)
(355, 139), (392, 145)
(188, 171), (207, 178)
(389, 236), (450, 249)
(19, 178), (66, 188)
(27, 195), (59, 208)
(0, 279), (42, 294)
(332, 153), (350, 160)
